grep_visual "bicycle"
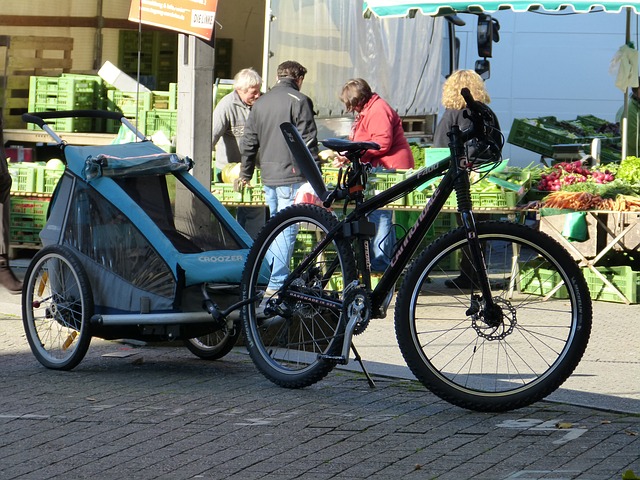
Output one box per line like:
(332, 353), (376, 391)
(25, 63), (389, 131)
(240, 89), (592, 412)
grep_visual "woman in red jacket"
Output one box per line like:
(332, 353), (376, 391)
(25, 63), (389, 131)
(336, 78), (414, 272)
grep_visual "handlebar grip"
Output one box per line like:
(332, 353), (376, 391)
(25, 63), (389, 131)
(461, 88), (481, 113)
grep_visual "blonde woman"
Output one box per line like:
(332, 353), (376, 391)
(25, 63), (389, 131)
(433, 69), (496, 152)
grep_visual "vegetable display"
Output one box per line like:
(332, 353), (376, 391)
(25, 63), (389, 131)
(542, 191), (640, 211)
(536, 161), (615, 191)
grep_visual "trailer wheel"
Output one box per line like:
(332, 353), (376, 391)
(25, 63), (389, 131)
(22, 245), (93, 370)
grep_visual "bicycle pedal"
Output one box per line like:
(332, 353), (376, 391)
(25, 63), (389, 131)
(317, 354), (348, 365)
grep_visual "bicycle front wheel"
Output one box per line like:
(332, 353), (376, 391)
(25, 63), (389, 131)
(241, 204), (357, 388)
(396, 221), (592, 412)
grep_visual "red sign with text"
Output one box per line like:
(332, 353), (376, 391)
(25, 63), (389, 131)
(128, 0), (218, 41)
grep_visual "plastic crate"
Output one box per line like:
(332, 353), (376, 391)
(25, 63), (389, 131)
(367, 171), (406, 206)
(150, 89), (175, 110)
(582, 266), (639, 303)
(145, 109), (178, 137)
(9, 164), (38, 192)
(10, 197), (49, 216)
(406, 188), (458, 208)
(10, 212), (47, 230)
(407, 189), (457, 208)
(471, 191), (518, 209)
(322, 167), (340, 187)
(244, 186), (265, 204)
(211, 183), (244, 203)
(25, 105), (95, 132)
(43, 168), (64, 194)
(28, 75), (101, 113)
(107, 90), (153, 116)
(9, 227), (41, 244)
(294, 231), (317, 251)
(29, 76), (59, 93)
(519, 260), (569, 299)
(508, 117), (620, 158)
(508, 118), (570, 157)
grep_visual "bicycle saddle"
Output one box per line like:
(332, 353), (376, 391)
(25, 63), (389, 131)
(321, 138), (380, 153)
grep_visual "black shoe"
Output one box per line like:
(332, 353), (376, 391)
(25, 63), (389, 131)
(0, 263), (22, 294)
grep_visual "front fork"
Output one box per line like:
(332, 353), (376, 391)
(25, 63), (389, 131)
(454, 173), (502, 325)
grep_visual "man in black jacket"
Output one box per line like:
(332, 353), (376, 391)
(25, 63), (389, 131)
(239, 60), (319, 313)
(240, 60), (318, 192)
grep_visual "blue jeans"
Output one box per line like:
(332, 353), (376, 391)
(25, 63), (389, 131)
(263, 183), (304, 290)
(368, 209), (395, 273)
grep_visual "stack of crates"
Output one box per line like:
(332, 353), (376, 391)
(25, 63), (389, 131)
(9, 197), (49, 246)
(8, 162), (64, 246)
(105, 89), (154, 134)
(118, 31), (177, 90)
(8, 163), (64, 194)
(27, 74), (104, 132)
(106, 83), (178, 138)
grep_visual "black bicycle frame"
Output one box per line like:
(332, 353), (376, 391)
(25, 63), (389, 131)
(279, 123), (495, 320)
(277, 153), (461, 319)
(345, 155), (463, 317)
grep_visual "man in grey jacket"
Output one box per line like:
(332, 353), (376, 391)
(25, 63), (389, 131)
(240, 60), (319, 312)
(212, 68), (264, 239)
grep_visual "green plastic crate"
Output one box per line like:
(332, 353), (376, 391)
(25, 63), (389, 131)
(244, 186), (265, 204)
(508, 117), (620, 158)
(9, 164), (38, 192)
(213, 83), (233, 106)
(407, 190), (457, 208)
(583, 266), (640, 303)
(43, 168), (64, 194)
(471, 191), (518, 209)
(211, 183), (244, 203)
(9, 227), (41, 245)
(107, 90), (153, 116)
(145, 109), (178, 137)
(322, 167), (340, 187)
(10, 197), (49, 216)
(367, 171), (407, 206)
(519, 260), (569, 299)
(11, 212), (47, 230)
(28, 75), (101, 115)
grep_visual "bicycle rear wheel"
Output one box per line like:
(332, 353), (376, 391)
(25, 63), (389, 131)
(241, 204), (356, 388)
(396, 221), (592, 412)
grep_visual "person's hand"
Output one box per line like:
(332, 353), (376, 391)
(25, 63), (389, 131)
(332, 154), (349, 168)
(234, 177), (251, 192)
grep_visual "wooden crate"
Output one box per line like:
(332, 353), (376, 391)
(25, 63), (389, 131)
(0, 35), (73, 128)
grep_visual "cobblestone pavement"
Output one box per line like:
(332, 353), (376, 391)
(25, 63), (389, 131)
(1, 260), (639, 480)
(0, 314), (639, 480)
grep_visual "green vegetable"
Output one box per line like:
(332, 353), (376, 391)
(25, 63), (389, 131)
(617, 156), (640, 182)
(561, 178), (640, 198)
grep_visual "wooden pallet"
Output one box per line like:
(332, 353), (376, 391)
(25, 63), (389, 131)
(1, 35), (73, 128)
